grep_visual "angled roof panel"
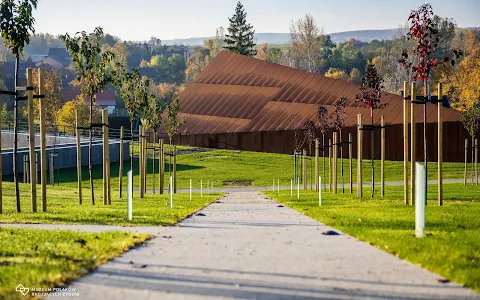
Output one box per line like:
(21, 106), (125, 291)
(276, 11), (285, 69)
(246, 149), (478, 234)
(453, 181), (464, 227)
(177, 51), (460, 134)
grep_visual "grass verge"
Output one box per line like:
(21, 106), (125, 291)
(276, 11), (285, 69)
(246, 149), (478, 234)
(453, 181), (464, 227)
(45, 148), (469, 190)
(264, 183), (480, 292)
(0, 182), (222, 226)
(0, 228), (150, 300)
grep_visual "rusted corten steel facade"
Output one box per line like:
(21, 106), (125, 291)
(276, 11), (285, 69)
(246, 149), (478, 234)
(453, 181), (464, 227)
(172, 51), (478, 162)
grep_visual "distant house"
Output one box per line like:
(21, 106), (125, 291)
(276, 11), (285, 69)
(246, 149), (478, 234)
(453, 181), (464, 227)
(48, 48), (71, 61)
(155, 45), (190, 60)
(138, 67), (165, 83)
(63, 85), (117, 115)
(36, 55), (70, 70)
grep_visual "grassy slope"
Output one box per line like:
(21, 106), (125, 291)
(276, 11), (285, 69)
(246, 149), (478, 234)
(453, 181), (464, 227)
(50, 148), (468, 190)
(264, 183), (480, 292)
(0, 228), (150, 300)
(0, 182), (221, 226)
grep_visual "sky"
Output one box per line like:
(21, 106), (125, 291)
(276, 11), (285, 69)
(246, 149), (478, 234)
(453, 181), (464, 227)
(34, 0), (480, 41)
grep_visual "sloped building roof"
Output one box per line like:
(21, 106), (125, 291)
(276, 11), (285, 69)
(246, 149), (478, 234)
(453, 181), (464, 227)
(178, 51), (460, 134)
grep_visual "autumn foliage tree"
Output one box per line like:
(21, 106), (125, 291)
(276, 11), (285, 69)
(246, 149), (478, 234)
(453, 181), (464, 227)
(22, 68), (65, 127)
(399, 3), (463, 199)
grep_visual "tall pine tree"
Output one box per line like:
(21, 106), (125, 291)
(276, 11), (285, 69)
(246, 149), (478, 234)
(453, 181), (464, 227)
(224, 1), (257, 56)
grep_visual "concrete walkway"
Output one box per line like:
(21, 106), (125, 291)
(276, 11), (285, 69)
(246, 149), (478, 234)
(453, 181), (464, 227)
(42, 192), (477, 300)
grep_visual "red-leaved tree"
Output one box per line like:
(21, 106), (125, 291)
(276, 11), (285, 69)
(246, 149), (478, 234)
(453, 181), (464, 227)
(355, 61), (388, 197)
(317, 105), (332, 191)
(398, 3), (462, 200)
(332, 97), (347, 193)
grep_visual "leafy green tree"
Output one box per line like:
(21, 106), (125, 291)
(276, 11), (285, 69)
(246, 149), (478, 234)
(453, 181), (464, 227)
(60, 27), (115, 205)
(115, 68), (147, 172)
(167, 53), (186, 84)
(161, 98), (185, 177)
(0, 0), (38, 212)
(224, 1), (256, 56)
(149, 54), (169, 74)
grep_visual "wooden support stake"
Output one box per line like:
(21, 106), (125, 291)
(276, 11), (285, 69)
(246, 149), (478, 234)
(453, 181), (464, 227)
(328, 139), (332, 191)
(381, 115), (385, 197)
(139, 126), (144, 198)
(174, 145), (177, 193)
(75, 111), (82, 204)
(333, 132), (338, 194)
(438, 83), (443, 205)
(38, 68), (47, 211)
(403, 81), (409, 205)
(102, 109), (108, 205)
(303, 149), (307, 190)
(357, 114), (363, 198)
(143, 128), (147, 194)
(315, 138), (319, 192)
(410, 82), (416, 205)
(23, 155), (27, 183)
(160, 139), (164, 194)
(464, 138), (468, 186)
(105, 110), (111, 205)
(475, 138), (478, 186)
(152, 132), (156, 194)
(27, 68), (37, 212)
(0, 100), (2, 213)
(119, 126), (124, 198)
(349, 133), (353, 193)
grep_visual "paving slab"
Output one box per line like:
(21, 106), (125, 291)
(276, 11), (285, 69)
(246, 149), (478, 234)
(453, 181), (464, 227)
(48, 192), (478, 300)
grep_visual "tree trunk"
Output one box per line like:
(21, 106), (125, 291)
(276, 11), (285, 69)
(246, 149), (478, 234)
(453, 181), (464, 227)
(371, 108), (374, 198)
(89, 96), (95, 205)
(340, 129), (344, 193)
(13, 56), (20, 212)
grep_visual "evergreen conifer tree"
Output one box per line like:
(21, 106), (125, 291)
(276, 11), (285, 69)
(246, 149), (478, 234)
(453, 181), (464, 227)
(224, 1), (257, 56)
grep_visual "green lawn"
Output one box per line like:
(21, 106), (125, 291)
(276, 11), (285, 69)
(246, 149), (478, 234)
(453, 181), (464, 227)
(264, 183), (480, 292)
(0, 182), (221, 226)
(0, 228), (150, 300)
(49, 148), (469, 190)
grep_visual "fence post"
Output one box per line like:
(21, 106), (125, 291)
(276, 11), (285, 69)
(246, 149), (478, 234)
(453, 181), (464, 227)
(119, 126), (124, 198)
(27, 68), (37, 212)
(38, 68), (47, 211)
(411, 82), (416, 205)
(438, 83), (443, 205)
(75, 111), (82, 204)
(381, 115), (385, 197)
(357, 114), (363, 198)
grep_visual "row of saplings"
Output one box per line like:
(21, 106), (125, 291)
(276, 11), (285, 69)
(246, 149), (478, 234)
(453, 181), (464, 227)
(0, 0), (183, 213)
